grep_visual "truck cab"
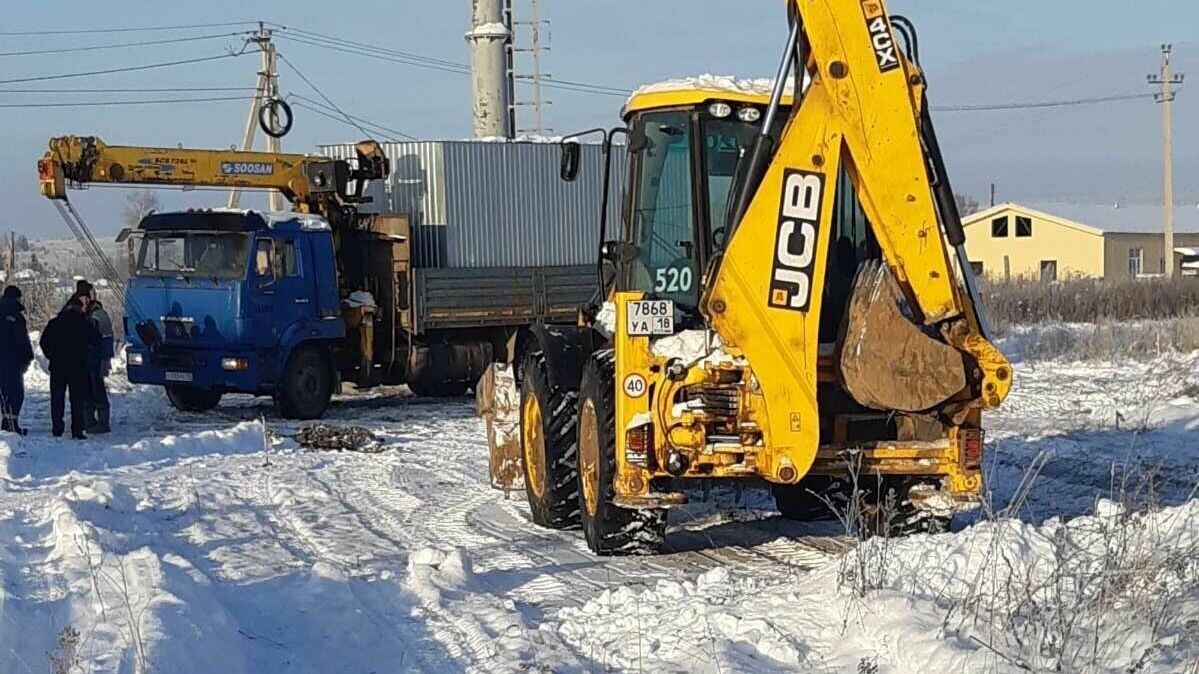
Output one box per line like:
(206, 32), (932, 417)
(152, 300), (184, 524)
(123, 209), (344, 418)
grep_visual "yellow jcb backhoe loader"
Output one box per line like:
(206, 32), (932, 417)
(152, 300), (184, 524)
(478, 0), (1012, 555)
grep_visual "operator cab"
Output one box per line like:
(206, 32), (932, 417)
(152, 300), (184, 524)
(618, 86), (879, 335)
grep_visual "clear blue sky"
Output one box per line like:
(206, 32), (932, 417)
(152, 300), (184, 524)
(1, 0), (1195, 236)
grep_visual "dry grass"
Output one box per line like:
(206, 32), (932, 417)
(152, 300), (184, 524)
(980, 278), (1199, 360)
(981, 277), (1199, 330)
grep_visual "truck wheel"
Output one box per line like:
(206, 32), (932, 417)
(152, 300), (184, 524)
(165, 385), (222, 412)
(577, 350), (666, 556)
(519, 349), (580, 529)
(277, 345), (333, 420)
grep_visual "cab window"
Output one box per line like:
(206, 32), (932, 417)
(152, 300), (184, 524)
(254, 239), (273, 277)
(628, 110), (698, 309)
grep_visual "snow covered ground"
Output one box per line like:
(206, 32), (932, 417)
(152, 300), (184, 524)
(1, 341), (1197, 673)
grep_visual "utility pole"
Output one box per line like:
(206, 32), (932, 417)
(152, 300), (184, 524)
(512, 0), (552, 136)
(1148, 44), (1185, 277)
(229, 23), (284, 212)
(989, 183), (996, 208)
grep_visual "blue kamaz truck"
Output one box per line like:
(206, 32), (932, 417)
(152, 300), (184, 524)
(39, 137), (615, 418)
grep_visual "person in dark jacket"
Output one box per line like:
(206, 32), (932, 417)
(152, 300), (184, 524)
(0, 286), (34, 434)
(40, 299), (100, 439)
(84, 292), (114, 434)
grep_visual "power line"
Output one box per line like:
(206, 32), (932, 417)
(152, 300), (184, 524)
(0, 95), (256, 109)
(289, 94), (416, 140)
(0, 86), (255, 93)
(270, 24), (467, 70)
(0, 32), (249, 57)
(275, 51), (376, 140)
(933, 92), (1156, 112)
(273, 28), (630, 97)
(0, 21), (258, 36)
(0, 52), (248, 85)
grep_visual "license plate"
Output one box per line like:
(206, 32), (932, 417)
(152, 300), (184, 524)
(165, 371), (193, 383)
(626, 300), (675, 336)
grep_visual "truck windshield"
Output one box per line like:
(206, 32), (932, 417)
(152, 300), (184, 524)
(627, 108), (760, 311)
(134, 232), (250, 279)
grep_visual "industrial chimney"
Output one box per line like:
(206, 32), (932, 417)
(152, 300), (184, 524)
(466, 0), (512, 139)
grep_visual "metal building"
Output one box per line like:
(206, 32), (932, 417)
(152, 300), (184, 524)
(320, 140), (626, 269)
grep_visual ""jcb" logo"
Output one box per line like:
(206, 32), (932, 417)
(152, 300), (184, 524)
(769, 169), (824, 312)
(861, 1), (899, 72)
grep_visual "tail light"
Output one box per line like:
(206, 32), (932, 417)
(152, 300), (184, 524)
(625, 421), (652, 468)
(960, 428), (984, 469)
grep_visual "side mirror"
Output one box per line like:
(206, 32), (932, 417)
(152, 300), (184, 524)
(627, 126), (648, 153)
(560, 141), (581, 182)
(601, 240), (638, 263)
(115, 227), (133, 244)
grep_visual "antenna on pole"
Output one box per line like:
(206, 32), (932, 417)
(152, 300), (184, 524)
(229, 23), (284, 211)
(511, 0), (553, 136)
(1147, 43), (1185, 277)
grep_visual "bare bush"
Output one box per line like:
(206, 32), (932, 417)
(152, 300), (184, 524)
(1005, 317), (1199, 362)
(981, 277), (1199, 330)
(19, 281), (68, 329)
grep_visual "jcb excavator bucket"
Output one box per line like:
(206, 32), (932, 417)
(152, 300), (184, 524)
(476, 363), (524, 493)
(838, 261), (967, 412)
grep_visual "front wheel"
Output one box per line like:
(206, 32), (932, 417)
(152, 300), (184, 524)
(577, 350), (666, 556)
(519, 350), (580, 529)
(276, 345), (333, 420)
(165, 385), (222, 412)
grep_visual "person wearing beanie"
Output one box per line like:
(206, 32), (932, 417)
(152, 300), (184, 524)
(0, 285), (33, 434)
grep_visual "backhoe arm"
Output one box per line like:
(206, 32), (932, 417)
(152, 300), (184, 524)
(703, 0), (1011, 471)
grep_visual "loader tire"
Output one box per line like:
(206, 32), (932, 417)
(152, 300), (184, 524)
(520, 350), (580, 529)
(165, 385), (221, 413)
(577, 350), (666, 556)
(860, 480), (952, 538)
(276, 345), (333, 420)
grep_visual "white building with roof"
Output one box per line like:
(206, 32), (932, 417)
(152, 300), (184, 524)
(961, 202), (1199, 281)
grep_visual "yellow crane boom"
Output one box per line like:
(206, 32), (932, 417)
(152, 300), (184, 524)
(38, 136), (388, 226)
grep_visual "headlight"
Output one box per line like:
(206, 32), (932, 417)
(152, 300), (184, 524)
(736, 106), (762, 123)
(708, 102), (732, 118)
(221, 357), (249, 372)
(127, 350), (144, 366)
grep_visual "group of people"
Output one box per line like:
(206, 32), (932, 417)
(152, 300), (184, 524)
(0, 280), (115, 439)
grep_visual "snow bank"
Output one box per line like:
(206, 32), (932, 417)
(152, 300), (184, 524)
(555, 501), (1199, 673)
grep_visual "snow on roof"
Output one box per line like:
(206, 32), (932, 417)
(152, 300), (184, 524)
(1023, 202), (1199, 235)
(632, 74), (786, 98)
(186, 208), (331, 231)
(965, 202), (1199, 236)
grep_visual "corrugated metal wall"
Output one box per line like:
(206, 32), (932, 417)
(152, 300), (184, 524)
(320, 141), (626, 269)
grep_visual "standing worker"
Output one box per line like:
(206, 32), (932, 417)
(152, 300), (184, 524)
(40, 298), (100, 439)
(85, 288), (114, 434)
(0, 286), (34, 434)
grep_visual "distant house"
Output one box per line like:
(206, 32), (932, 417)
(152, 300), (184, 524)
(961, 202), (1199, 281)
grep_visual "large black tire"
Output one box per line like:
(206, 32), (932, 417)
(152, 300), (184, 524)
(165, 385), (222, 412)
(859, 480), (952, 538)
(519, 350), (580, 529)
(577, 350), (666, 556)
(276, 345), (333, 420)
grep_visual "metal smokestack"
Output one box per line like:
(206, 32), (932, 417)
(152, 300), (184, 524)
(466, 0), (512, 139)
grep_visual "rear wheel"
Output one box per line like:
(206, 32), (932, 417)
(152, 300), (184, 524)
(859, 480), (952, 538)
(165, 385), (221, 412)
(577, 350), (666, 556)
(276, 345), (333, 419)
(519, 350), (579, 529)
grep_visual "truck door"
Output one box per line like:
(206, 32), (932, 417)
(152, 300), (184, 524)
(251, 236), (317, 347)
